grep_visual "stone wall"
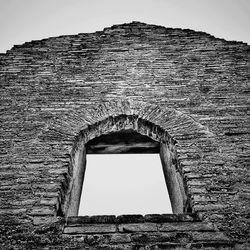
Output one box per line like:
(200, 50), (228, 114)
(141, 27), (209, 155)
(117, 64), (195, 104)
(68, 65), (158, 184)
(0, 22), (249, 249)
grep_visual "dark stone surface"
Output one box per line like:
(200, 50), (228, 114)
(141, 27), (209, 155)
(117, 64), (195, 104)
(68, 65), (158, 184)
(66, 215), (117, 225)
(116, 214), (145, 224)
(87, 129), (160, 154)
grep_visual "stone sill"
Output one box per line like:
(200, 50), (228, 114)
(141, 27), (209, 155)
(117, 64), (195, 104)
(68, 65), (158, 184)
(65, 213), (201, 225)
(63, 213), (232, 245)
(64, 213), (218, 235)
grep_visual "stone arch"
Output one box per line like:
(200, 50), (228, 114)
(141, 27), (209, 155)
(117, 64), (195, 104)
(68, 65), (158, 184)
(46, 100), (214, 217)
(45, 99), (213, 145)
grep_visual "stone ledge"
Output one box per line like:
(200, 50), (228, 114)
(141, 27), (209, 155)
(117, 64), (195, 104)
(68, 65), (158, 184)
(66, 215), (116, 225)
(63, 214), (227, 241)
(61, 232), (234, 248)
(65, 213), (201, 226)
(62, 212), (234, 249)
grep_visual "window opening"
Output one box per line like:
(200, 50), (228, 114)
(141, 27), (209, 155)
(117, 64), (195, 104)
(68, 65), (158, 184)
(65, 129), (187, 217)
(78, 154), (172, 215)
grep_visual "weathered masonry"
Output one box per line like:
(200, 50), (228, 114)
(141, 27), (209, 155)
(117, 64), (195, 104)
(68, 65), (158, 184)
(0, 22), (249, 249)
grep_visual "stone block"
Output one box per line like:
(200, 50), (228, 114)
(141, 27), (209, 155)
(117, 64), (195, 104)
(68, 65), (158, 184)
(131, 232), (177, 243)
(193, 204), (226, 212)
(118, 223), (157, 233)
(110, 233), (131, 243)
(116, 214), (144, 223)
(192, 231), (230, 242)
(33, 216), (59, 225)
(0, 208), (27, 215)
(144, 213), (200, 223)
(28, 206), (55, 216)
(159, 222), (215, 232)
(66, 215), (116, 225)
(64, 224), (117, 234)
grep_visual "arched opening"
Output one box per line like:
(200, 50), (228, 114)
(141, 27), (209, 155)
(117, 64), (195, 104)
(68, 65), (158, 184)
(63, 116), (188, 217)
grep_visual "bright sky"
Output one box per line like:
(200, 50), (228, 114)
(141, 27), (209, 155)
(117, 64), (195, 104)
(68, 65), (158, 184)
(80, 154), (172, 215)
(1, 0), (249, 215)
(0, 0), (249, 53)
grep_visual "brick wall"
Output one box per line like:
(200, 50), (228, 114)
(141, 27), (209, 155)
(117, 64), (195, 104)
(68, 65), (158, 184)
(0, 22), (249, 249)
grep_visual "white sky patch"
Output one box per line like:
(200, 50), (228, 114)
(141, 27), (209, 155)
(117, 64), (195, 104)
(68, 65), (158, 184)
(0, 0), (249, 52)
(79, 154), (172, 215)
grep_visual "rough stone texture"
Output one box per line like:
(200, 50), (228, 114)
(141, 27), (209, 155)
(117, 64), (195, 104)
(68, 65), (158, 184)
(62, 215), (232, 249)
(0, 21), (249, 249)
